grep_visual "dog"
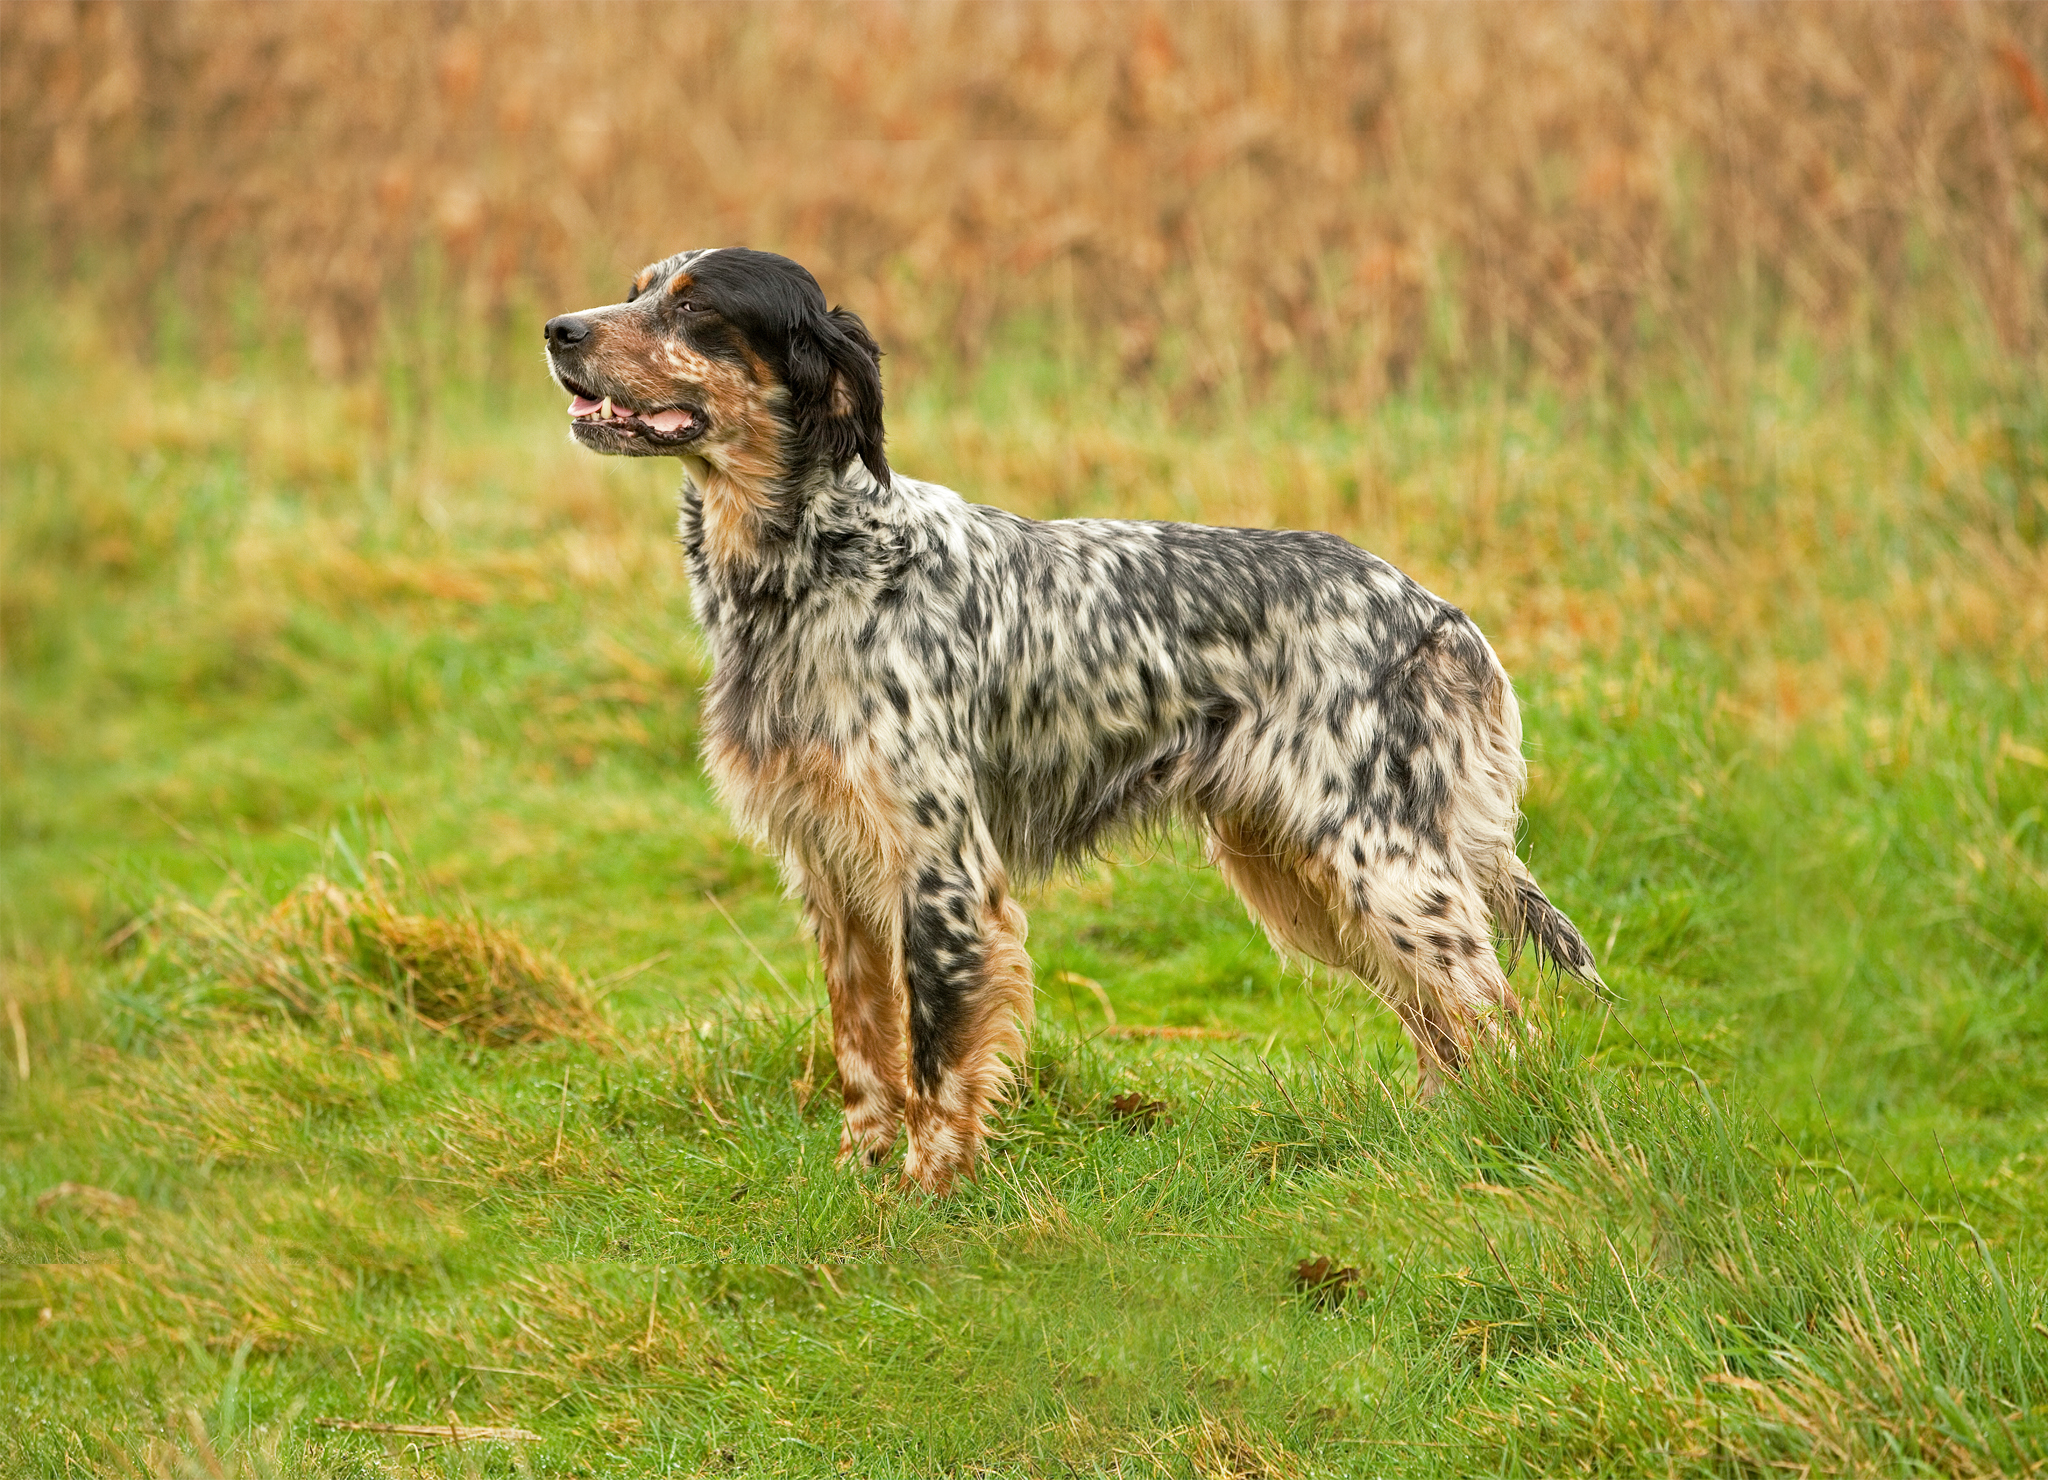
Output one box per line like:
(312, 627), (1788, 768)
(543, 247), (1602, 1192)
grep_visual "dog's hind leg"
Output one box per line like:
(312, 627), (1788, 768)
(1342, 854), (1524, 1097)
(1210, 818), (1519, 1097)
(898, 828), (1035, 1195)
(798, 867), (908, 1166)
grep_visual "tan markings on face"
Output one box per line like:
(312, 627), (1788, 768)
(667, 271), (693, 298)
(576, 316), (789, 564)
(660, 338), (786, 566)
(633, 267), (656, 295)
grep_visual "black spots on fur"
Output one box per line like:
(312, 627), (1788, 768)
(1136, 661), (1163, 720)
(806, 524), (872, 587)
(1021, 678), (1052, 730)
(912, 792), (944, 828)
(1424, 929), (1477, 960)
(1386, 747), (1414, 794)
(1347, 753), (1376, 802)
(1325, 688), (1358, 739)
(903, 864), (987, 1091)
(884, 675), (911, 720)
(1419, 891), (1451, 919)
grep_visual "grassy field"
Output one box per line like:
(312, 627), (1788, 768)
(2, 298), (2045, 1476)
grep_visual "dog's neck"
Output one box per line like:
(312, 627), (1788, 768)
(679, 453), (892, 601)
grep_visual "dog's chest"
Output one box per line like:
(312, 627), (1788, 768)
(702, 730), (910, 884)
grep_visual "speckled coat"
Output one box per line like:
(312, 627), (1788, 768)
(543, 248), (1601, 1192)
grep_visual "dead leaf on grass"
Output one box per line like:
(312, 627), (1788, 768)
(1108, 1091), (1172, 1129)
(1292, 1256), (1363, 1308)
(35, 1182), (140, 1220)
(315, 1418), (539, 1444)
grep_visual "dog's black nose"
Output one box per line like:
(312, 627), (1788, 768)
(544, 315), (590, 349)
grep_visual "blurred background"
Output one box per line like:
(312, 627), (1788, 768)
(6, 0), (2044, 393)
(5, 5), (2048, 1473)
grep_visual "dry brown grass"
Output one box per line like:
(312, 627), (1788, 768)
(5, 1), (2043, 393)
(127, 872), (604, 1046)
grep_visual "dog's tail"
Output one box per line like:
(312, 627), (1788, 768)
(1490, 856), (1609, 996)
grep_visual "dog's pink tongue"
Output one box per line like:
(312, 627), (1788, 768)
(567, 395), (602, 418)
(645, 409), (693, 433)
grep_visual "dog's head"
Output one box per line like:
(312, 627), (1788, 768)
(543, 248), (888, 487)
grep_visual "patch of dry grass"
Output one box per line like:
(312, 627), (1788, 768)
(121, 871), (603, 1048)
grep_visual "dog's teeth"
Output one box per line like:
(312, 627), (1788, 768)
(599, 396), (613, 419)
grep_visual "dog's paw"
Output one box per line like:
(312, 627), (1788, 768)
(897, 1155), (964, 1197)
(838, 1117), (899, 1169)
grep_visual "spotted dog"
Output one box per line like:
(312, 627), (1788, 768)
(543, 247), (1603, 1193)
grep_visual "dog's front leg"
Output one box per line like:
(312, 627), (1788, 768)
(799, 870), (907, 1167)
(899, 833), (1034, 1194)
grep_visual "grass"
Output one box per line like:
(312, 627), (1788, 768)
(2, 298), (2044, 1476)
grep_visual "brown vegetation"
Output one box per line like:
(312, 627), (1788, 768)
(4, 1), (2044, 394)
(129, 873), (603, 1045)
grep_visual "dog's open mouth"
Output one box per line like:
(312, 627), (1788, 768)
(563, 387), (705, 444)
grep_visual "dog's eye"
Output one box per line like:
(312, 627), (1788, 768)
(678, 300), (697, 313)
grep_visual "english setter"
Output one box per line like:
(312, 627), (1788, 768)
(543, 248), (1602, 1192)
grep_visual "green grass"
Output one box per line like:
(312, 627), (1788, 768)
(1, 301), (2044, 1476)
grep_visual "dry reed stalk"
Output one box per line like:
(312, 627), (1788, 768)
(3, 2), (2042, 393)
(313, 1418), (541, 1445)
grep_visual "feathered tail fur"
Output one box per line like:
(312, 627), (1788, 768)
(1491, 855), (1609, 996)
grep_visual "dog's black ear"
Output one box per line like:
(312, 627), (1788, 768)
(787, 304), (889, 487)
